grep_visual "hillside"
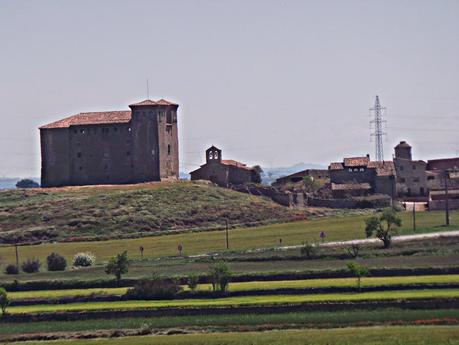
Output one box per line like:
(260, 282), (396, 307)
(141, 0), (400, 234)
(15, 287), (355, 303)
(0, 181), (315, 243)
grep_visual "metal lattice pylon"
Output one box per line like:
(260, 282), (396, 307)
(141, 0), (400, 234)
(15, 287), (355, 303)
(369, 95), (387, 161)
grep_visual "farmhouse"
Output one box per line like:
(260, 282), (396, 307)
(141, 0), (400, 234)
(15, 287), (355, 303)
(329, 155), (396, 198)
(190, 146), (261, 187)
(39, 99), (179, 187)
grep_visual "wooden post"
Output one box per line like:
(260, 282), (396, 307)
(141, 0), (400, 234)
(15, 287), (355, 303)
(445, 173), (450, 226)
(225, 219), (229, 250)
(412, 202), (416, 232)
(15, 244), (19, 269)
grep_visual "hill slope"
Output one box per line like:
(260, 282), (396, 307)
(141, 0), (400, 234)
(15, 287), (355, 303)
(0, 181), (311, 243)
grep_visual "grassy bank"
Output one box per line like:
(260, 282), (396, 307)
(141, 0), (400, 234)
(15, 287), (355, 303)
(1, 209), (457, 267)
(10, 326), (459, 345)
(1, 309), (458, 336)
(7, 289), (459, 314)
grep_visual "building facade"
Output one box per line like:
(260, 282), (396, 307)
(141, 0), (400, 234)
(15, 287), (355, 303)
(190, 146), (261, 187)
(329, 155), (396, 198)
(393, 141), (428, 197)
(40, 99), (179, 187)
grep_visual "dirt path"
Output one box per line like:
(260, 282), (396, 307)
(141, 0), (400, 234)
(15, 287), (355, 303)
(280, 230), (459, 250)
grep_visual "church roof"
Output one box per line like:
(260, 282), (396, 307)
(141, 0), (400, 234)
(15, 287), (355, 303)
(40, 111), (132, 129)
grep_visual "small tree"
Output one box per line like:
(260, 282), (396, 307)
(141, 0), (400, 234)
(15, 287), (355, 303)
(365, 208), (402, 248)
(15, 179), (39, 189)
(187, 273), (199, 292)
(105, 251), (129, 286)
(0, 288), (10, 316)
(347, 262), (370, 292)
(347, 244), (360, 258)
(209, 262), (231, 293)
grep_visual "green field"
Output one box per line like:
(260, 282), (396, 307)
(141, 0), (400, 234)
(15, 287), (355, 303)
(11, 326), (459, 345)
(1, 209), (457, 268)
(8, 275), (459, 300)
(8, 289), (459, 314)
(1, 309), (458, 336)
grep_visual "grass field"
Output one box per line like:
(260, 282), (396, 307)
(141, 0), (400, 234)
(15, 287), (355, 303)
(1, 309), (458, 335)
(1, 210), (457, 267)
(8, 289), (459, 314)
(10, 326), (459, 345)
(8, 275), (459, 300)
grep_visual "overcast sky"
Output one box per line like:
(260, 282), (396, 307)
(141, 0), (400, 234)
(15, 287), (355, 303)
(1, 0), (458, 177)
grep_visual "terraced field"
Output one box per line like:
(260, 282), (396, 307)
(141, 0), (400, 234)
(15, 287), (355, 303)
(8, 275), (459, 300)
(8, 289), (459, 314)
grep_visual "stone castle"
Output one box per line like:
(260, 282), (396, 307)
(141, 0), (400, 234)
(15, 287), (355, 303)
(39, 99), (179, 187)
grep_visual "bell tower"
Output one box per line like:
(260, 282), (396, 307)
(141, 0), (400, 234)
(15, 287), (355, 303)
(206, 146), (222, 164)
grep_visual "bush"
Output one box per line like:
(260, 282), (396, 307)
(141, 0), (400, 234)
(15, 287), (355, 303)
(300, 241), (317, 259)
(125, 277), (182, 300)
(47, 253), (67, 271)
(15, 179), (39, 189)
(4, 264), (19, 275)
(21, 258), (41, 273)
(72, 252), (96, 267)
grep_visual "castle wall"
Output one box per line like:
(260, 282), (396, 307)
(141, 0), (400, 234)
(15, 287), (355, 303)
(40, 128), (71, 187)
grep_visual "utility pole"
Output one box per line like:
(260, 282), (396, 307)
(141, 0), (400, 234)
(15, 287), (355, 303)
(412, 202), (416, 232)
(445, 172), (450, 226)
(369, 95), (387, 161)
(225, 219), (229, 250)
(15, 243), (19, 269)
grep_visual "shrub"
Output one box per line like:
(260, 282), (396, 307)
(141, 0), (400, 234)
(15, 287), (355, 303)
(300, 241), (317, 259)
(72, 252), (96, 267)
(4, 264), (19, 275)
(105, 251), (129, 286)
(21, 258), (41, 273)
(0, 288), (10, 316)
(125, 277), (182, 300)
(347, 262), (370, 292)
(47, 253), (67, 271)
(187, 273), (199, 292)
(15, 179), (39, 189)
(209, 262), (231, 293)
(347, 244), (360, 258)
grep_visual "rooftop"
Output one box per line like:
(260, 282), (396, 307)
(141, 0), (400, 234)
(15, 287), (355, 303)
(40, 111), (131, 129)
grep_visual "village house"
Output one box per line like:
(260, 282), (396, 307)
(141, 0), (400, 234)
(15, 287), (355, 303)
(273, 169), (329, 186)
(190, 146), (261, 187)
(329, 155), (396, 198)
(39, 99), (179, 187)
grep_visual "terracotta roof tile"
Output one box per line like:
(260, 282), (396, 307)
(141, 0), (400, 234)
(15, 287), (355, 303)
(329, 162), (344, 170)
(343, 157), (370, 167)
(40, 111), (131, 129)
(129, 99), (178, 107)
(221, 159), (255, 171)
(368, 161), (396, 176)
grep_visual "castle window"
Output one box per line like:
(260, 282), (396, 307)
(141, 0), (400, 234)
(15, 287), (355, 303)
(359, 168), (364, 172)
(80, 129), (85, 134)
(126, 151), (130, 156)
(166, 112), (172, 124)
(168, 145), (171, 155)
(128, 127), (132, 132)
(353, 168), (359, 172)
(348, 168), (352, 172)
(77, 152), (82, 158)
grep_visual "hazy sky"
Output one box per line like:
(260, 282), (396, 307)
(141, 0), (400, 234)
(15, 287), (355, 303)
(1, 0), (458, 177)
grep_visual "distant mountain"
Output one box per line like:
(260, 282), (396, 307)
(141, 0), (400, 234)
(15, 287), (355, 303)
(261, 163), (326, 185)
(0, 178), (40, 190)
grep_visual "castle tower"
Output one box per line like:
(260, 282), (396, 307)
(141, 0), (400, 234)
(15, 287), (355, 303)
(394, 141), (412, 160)
(129, 99), (179, 180)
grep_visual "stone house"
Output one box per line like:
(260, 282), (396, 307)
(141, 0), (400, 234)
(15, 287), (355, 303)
(273, 169), (329, 186)
(329, 155), (396, 198)
(190, 146), (261, 187)
(39, 99), (179, 187)
(393, 141), (428, 198)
